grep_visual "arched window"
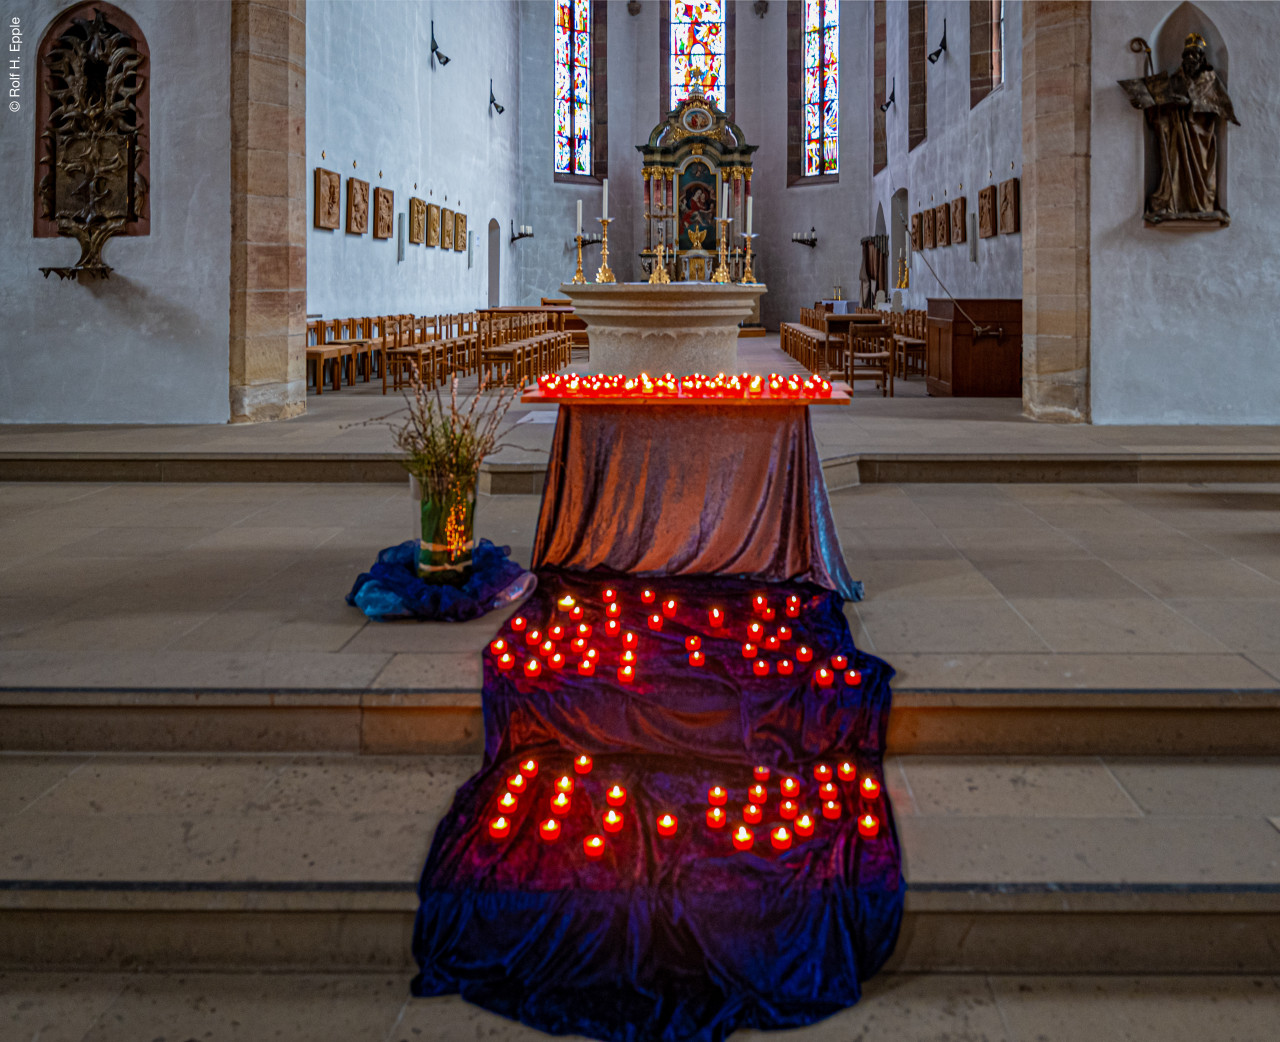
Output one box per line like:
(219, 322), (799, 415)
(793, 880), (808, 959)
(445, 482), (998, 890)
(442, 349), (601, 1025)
(801, 0), (838, 176)
(970, 0), (1005, 108)
(662, 2), (734, 116)
(908, 0), (927, 150)
(553, 1), (607, 183)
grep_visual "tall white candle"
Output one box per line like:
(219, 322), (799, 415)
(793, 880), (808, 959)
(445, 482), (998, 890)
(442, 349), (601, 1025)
(721, 183), (729, 218)
(577, 200), (582, 237)
(746, 196), (753, 237)
(602, 179), (608, 221)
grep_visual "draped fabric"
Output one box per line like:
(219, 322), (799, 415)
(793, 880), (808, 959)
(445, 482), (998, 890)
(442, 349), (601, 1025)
(412, 571), (903, 1042)
(532, 405), (862, 603)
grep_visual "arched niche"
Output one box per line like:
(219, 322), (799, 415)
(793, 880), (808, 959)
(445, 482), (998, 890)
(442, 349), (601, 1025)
(33, 2), (151, 240)
(890, 187), (909, 290)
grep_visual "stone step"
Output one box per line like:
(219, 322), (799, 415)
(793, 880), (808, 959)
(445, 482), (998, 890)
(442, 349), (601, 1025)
(4, 687), (1279, 756)
(2, 753), (1279, 974)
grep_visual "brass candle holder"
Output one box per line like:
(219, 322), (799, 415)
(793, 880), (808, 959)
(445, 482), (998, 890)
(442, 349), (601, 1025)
(595, 217), (615, 283)
(570, 234), (587, 284)
(711, 218), (732, 283)
(739, 233), (758, 285)
(648, 241), (670, 284)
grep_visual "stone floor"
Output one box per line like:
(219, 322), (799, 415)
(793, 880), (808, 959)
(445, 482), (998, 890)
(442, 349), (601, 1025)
(1, 480), (1277, 693)
(3, 971), (1280, 1042)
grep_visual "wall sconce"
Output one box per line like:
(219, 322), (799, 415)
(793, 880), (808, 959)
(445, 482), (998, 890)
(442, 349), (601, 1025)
(753, 0), (769, 16)
(878, 77), (895, 113)
(511, 221), (534, 243)
(489, 79), (505, 114)
(791, 228), (818, 248)
(927, 18), (947, 63)
(430, 21), (450, 66)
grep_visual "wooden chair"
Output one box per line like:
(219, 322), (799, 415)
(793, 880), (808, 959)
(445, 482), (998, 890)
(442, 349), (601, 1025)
(845, 323), (896, 398)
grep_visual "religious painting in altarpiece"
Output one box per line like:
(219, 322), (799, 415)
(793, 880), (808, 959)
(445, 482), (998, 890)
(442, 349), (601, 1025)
(677, 160), (718, 253)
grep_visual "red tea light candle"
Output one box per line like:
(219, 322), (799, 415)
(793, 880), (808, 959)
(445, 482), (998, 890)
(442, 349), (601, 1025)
(779, 799), (798, 820)
(858, 813), (880, 838)
(548, 625), (566, 642)
(747, 621), (764, 641)
(794, 813), (815, 838)
(844, 669), (863, 687)
(785, 602), (801, 618)
(557, 594), (576, 609)
(621, 649), (637, 665)
(490, 638), (508, 655)
(539, 818), (561, 841)
(497, 653), (515, 671)
(823, 799), (842, 821)
(796, 645), (813, 663)
(617, 664), (635, 684)
(525, 629), (542, 647)
(861, 775), (882, 799)
(605, 619), (621, 637)
(497, 792), (518, 813)
(577, 657), (596, 677)
(685, 635), (701, 652)
(586, 648), (599, 662)
(743, 803), (763, 824)
(488, 816), (511, 839)
(815, 668), (834, 688)
(780, 777), (800, 798)
(555, 775), (574, 796)
(753, 659), (770, 677)
(571, 637), (588, 654)
(662, 598), (678, 618)
(772, 826), (793, 851)
(605, 785), (627, 807)
(506, 773), (527, 795)
(641, 589), (656, 605)
(706, 806), (727, 829)
(657, 813), (678, 837)
(548, 652), (565, 671)
(814, 763), (833, 783)
(753, 766), (771, 781)
(520, 759), (538, 778)
(602, 587), (617, 603)
(707, 785), (728, 806)
(511, 616), (528, 632)
(569, 605), (584, 622)
(763, 636), (780, 652)
(748, 783), (767, 804)
(524, 659), (542, 678)
(648, 613), (663, 632)
(819, 782), (838, 802)
(577, 622), (592, 639)
(606, 602), (621, 619)
(741, 642), (757, 659)
(831, 654), (848, 671)
(752, 595), (768, 615)
(708, 608), (725, 628)
(622, 631), (639, 649)
(539, 640), (556, 659)
(777, 659), (794, 676)
(584, 834), (605, 858)
(688, 650), (705, 667)
(574, 754), (593, 775)
(762, 607), (776, 621)
(837, 761), (857, 782)
(732, 825), (754, 851)
(603, 808), (624, 833)
(550, 792), (571, 816)
(777, 625), (792, 642)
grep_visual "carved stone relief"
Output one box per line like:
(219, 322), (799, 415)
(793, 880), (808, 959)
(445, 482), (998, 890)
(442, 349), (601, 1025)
(315, 168), (341, 229)
(409, 197), (426, 244)
(999, 178), (1020, 234)
(454, 212), (467, 252)
(373, 186), (394, 239)
(910, 212), (922, 251)
(977, 186), (997, 238)
(922, 207), (936, 249)
(346, 177), (369, 235)
(950, 197), (966, 244)
(427, 203), (441, 246)
(441, 208), (455, 250)
(934, 204), (950, 247)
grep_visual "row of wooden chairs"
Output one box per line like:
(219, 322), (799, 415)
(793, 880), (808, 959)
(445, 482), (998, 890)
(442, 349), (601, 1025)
(478, 312), (572, 389)
(780, 319), (828, 374)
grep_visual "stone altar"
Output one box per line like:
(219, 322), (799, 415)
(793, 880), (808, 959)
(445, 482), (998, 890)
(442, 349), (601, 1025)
(561, 282), (766, 375)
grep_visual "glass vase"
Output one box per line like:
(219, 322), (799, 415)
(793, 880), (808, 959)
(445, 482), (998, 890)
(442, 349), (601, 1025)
(412, 475), (477, 583)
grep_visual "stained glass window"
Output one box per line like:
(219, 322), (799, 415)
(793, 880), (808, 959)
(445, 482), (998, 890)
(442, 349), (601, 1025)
(670, 1), (725, 111)
(554, 0), (591, 176)
(802, 0), (838, 175)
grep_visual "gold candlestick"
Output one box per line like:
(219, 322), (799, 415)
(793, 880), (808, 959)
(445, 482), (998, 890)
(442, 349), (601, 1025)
(648, 242), (670, 284)
(739, 233), (758, 284)
(711, 218), (732, 283)
(570, 234), (587, 284)
(595, 218), (615, 283)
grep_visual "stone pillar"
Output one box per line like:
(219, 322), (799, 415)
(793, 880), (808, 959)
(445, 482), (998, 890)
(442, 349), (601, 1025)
(1021, 1), (1091, 422)
(229, 0), (306, 423)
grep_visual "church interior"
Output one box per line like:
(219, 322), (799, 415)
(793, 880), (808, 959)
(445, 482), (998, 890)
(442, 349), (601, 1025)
(2, 1), (1280, 1039)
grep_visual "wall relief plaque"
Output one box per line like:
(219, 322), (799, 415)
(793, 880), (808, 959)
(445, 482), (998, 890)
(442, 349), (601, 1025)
(934, 204), (950, 247)
(409, 197), (426, 244)
(346, 177), (369, 235)
(426, 203), (441, 246)
(454, 212), (467, 252)
(950, 197), (966, 244)
(922, 207), (936, 249)
(373, 187), (394, 239)
(910, 212), (923, 251)
(977, 186), (997, 238)
(441, 208), (454, 251)
(999, 178), (1020, 234)
(315, 168), (341, 229)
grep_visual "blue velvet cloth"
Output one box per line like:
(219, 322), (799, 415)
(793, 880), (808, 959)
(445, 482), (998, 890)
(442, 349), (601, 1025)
(346, 538), (531, 622)
(412, 570), (903, 1041)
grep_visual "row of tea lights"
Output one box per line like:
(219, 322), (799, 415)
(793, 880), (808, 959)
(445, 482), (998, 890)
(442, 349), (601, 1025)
(535, 372), (834, 400)
(487, 756), (882, 856)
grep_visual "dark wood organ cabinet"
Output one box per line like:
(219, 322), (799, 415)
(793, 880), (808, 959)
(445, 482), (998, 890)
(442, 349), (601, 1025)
(925, 299), (1022, 397)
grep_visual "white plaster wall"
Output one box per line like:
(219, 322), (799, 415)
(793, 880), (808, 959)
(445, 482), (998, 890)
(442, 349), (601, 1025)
(871, 0), (1022, 309)
(1090, 1), (1280, 424)
(0, 0), (231, 424)
(306, 0), (522, 318)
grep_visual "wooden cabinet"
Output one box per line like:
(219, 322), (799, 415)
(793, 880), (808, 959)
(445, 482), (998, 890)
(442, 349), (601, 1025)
(925, 298), (1022, 397)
